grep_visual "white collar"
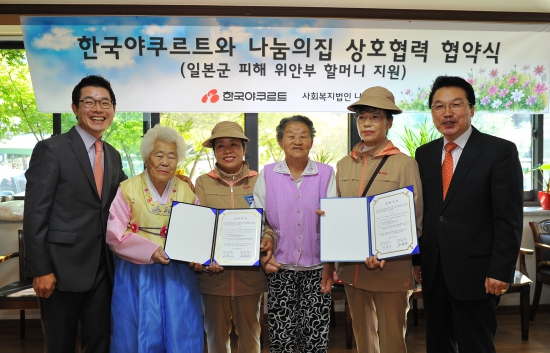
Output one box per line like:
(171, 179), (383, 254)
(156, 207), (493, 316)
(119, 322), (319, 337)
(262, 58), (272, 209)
(273, 158), (318, 176)
(444, 125), (473, 150)
(145, 171), (174, 205)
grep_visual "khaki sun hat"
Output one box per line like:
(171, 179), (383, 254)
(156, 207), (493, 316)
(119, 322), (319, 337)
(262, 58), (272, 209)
(202, 121), (250, 148)
(347, 86), (403, 114)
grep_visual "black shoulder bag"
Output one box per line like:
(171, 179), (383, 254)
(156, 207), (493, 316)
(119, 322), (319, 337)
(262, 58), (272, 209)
(360, 155), (390, 197)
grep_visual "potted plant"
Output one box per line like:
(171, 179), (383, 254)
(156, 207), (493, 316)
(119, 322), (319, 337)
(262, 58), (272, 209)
(525, 163), (550, 209)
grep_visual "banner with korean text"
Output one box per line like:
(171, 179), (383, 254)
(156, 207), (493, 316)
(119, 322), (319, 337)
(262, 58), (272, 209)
(21, 16), (550, 113)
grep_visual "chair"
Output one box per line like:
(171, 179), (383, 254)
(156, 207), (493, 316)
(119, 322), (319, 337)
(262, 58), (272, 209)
(411, 248), (533, 340)
(505, 248), (533, 340)
(0, 229), (39, 339)
(528, 219), (550, 321)
(330, 282), (353, 349)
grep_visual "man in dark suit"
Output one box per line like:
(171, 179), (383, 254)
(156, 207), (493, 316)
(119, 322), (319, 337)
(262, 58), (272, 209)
(24, 75), (127, 352)
(415, 75), (523, 353)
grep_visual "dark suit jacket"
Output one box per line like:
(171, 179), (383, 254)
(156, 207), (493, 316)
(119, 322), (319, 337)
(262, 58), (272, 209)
(415, 127), (523, 301)
(24, 126), (127, 292)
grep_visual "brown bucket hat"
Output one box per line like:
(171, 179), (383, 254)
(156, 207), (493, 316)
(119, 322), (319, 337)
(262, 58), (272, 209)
(202, 121), (250, 148)
(347, 86), (403, 114)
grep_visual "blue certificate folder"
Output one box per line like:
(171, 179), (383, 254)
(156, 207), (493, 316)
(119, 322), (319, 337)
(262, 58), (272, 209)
(320, 185), (419, 262)
(164, 201), (263, 266)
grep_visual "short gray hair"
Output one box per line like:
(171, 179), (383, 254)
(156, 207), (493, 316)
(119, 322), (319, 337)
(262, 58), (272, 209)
(276, 115), (316, 141)
(140, 125), (187, 163)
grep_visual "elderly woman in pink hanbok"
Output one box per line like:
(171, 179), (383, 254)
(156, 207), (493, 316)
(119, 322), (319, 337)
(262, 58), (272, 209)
(106, 124), (203, 353)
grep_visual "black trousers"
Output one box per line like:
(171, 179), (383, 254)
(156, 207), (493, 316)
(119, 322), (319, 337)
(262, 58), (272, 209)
(423, 257), (500, 353)
(38, 260), (111, 353)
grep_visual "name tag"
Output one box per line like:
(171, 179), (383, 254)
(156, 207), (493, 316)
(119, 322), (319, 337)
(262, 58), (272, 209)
(244, 195), (254, 206)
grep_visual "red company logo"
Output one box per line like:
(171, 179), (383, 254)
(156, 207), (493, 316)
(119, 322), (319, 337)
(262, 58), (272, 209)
(202, 89), (220, 103)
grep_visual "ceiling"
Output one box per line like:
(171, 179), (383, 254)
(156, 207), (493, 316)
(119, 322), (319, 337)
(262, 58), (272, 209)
(1, 0), (549, 12)
(1, 0), (550, 38)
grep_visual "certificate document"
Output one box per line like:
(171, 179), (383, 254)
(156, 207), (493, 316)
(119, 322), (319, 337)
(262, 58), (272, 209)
(368, 186), (418, 260)
(320, 185), (418, 261)
(164, 202), (263, 266)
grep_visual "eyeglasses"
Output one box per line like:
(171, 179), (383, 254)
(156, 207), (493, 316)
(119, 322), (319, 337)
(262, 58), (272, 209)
(431, 102), (471, 114)
(80, 99), (114, 109)
(354, 114), (386, 124)
(354, 107), (387, 124)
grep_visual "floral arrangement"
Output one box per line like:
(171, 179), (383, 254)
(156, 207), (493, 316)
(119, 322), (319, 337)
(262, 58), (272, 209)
(397, 64), (548, 113)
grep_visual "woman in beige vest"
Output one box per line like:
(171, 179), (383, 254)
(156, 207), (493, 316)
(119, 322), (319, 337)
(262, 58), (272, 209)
(195, 121), (267, 353)
(334, 87), (423, 353)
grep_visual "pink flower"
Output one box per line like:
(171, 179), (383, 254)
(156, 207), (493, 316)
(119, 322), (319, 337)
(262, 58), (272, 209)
(523, 81), (531, 89)
(534, 83), (548, 95)
(467, 78), (475, 85)
(480, 96), (491, 105)
(147, 198), (152, 203)
(499, 88), (508, 98)
(534, 65), (545, 76)
(160, 226), (168, 238)
(505, 101), (512, 109)
(507, 76), (518, 85)
(488, 85), (498, 96)
(478, 83), (486, 90)
(130, 222), (139, 233)
(489, 69), (498, 78)
(405, 89), (411, 95)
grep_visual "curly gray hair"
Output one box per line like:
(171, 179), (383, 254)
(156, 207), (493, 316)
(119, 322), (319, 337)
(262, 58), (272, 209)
(276, 115), (316, 141)
(140, 125), (186, 163)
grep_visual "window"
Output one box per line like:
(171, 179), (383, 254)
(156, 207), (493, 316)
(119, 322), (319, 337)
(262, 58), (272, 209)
(390, 113), (533, 191)
(0, 48), (49, 197)
(474, 113), (532, 190)
(257, 112), (348, 171)
(160, 113), (244, 182)
(62, 112), (144, 177)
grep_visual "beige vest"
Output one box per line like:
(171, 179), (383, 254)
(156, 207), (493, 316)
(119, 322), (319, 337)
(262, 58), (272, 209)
(120, 172), (196, 247)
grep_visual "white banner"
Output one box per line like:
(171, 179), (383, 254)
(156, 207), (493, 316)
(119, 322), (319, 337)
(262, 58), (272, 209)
(21, 16), (550, 113)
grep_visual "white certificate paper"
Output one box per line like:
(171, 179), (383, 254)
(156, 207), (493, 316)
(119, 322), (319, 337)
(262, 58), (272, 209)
(320, 186), (418, 261)
(320, 197), (370, 262)
(214, 210), (263, 266)
(164, 202), (263, 266)
(368, 186), (418, 260)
